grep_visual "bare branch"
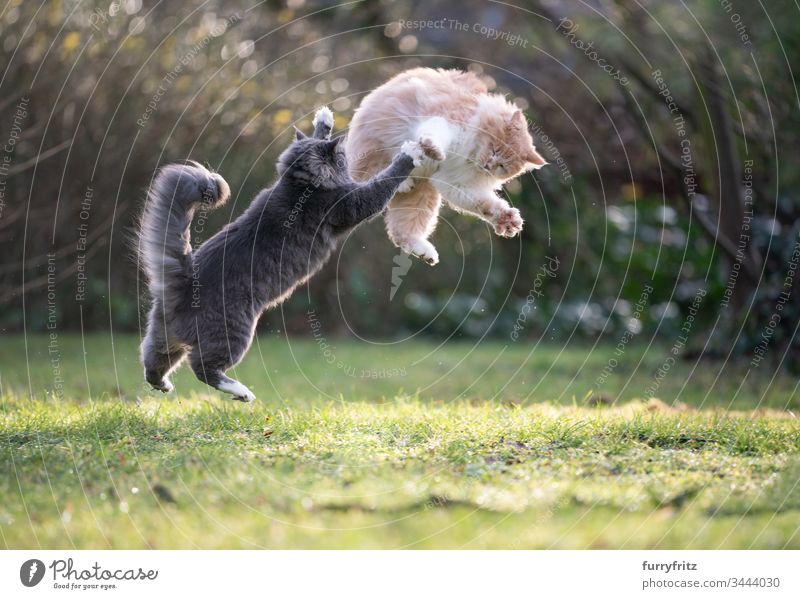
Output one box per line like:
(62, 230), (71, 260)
(7, 139), (72, 177)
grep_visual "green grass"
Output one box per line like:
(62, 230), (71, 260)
(1, 333), (799, 549)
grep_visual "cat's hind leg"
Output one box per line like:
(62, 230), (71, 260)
(142, 344), (187, 393)
(188, 339), (256, 402)
(200, 369), (256, 403)
(141, 302), (187, 393)
(385, 181), (442, 265)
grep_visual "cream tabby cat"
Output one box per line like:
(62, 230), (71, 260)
(345, 67), (547, 265)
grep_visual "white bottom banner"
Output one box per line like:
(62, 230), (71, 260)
(1, 550), (797, 598)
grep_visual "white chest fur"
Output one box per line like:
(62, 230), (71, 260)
(422, 124), (498, 201)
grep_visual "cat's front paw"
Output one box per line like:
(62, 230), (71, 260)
(494, 207), (524, 237)
(418, 135), (446, 161)
(312, 106), (333, 139)
(400, 140), (427, 167)
(397, 178), (415, 193)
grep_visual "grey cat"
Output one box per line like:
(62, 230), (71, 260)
(138, 107), (437, 401)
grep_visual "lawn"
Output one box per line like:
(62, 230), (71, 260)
(1, 333), (799, 549)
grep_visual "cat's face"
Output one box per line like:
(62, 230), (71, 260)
(277, 135), (349, 188)
(476, 110), (547, 181)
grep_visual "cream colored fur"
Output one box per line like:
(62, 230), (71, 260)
(345, 68), (547, 265)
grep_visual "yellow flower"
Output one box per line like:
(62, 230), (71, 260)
(273, 108), (293, 127)
(62, 31), (80, 53)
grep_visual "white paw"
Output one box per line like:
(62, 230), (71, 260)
(404, 239), (439, 266)
(493, 207), (524, 237)
(418, 135), (446, 161)
(235, 390), (256, 403)
(218, 379), (257, 403)
(397, 178), (415, 193)
(312, 106), (333, 129)
(400, 140), (426, 167)
(149, 377), (173, 393)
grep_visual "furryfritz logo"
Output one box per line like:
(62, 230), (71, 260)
(20, 559), (46, 587)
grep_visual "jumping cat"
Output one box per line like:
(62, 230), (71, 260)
(138, 107), (439, 401)
(346, 67), (547, 265)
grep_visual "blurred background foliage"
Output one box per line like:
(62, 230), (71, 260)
(1, 0), (798, 369)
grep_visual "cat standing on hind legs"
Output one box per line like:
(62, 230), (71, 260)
(138, 107), (440, 401)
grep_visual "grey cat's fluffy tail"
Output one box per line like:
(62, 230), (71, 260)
(139, 162), (229, 308)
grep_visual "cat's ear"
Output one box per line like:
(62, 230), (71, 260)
(525, 146), (548, 169)
(328, 135), (344, 149)
(294, 126), (308, 141)
(509, 109), (526, 130)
